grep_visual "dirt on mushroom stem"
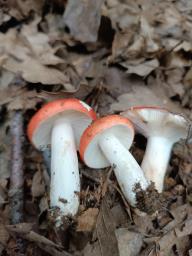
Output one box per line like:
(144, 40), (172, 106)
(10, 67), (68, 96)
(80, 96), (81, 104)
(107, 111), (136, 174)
(134, 182), (167, 214)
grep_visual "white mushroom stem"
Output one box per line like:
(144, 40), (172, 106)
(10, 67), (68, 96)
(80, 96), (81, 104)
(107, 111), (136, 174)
(141, 136), (173, 192)
(98, 132), (149, 206)
(50, 118), (80, 216)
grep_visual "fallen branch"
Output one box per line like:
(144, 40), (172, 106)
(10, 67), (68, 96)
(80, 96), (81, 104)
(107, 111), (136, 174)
(9, 110), (25, 255)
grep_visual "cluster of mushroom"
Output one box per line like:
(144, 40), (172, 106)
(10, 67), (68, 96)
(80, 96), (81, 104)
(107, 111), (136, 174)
(27, 99), (189, 220)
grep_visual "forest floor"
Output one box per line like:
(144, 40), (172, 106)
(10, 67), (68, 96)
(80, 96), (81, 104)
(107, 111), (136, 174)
(0, 0), (192, 255)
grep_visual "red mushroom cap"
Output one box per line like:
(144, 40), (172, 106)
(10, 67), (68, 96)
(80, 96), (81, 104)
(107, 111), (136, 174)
(80, 115), (134, 168)
(27, 98), (97, 150)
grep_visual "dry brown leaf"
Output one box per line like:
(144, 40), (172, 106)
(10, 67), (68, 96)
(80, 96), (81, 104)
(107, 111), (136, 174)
(3, 58), (73, 91)
(31, 170), (45, 198)
(158, 230), (177, 255)
(0, 87), (42, 110)
(84, 198), (118, 256)
(8, 0), (44, 20)
(122, 59), (159, 76)
(77, 208), (99, 232)
(94, 198), (118, 256)
(175, 219), (192, 237)
(115, 229), (143, 256)
(0, 19), (76, 91)
(110, 84), (165, 112)
(165, 68), (185, 98)
(63, 0), (103, 43)
(184, 67), (192, 89)
(0, 10), (10, 26)
(163, 204), (188, 232)
(0, 223), (9, 246)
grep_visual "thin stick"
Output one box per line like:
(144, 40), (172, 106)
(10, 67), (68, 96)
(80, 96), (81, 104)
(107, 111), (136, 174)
(9, 110), (25, 255)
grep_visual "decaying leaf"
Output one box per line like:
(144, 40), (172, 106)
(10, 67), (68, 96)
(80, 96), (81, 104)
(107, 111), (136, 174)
(8, 0), (45, 20)
(115, 228), (143, 256)
(122, 59), (159, 76)
(77, 208), (99, 232)
(63, 0), (103, 43)
(175, 218), (192, 237)
(31, 169), (45, 198)
(0, 18), (75, 91)
(3, 58), (73, 91)
(0, 86), (42, 110)
(83, 198), (118, 256)
(110, 84), (165, 112)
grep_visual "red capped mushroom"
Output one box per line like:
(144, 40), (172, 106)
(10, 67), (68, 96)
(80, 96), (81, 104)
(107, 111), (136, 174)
(80, 115), (149, 206)
(121, 106), (189, 192)
(27, 99), (97, 219)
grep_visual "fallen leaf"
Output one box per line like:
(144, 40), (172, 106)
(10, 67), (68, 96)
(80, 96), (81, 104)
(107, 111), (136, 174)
(110, 84), (165, 112)
(77, 208), (99, 232)
(0, 223), (9, 246)
(158, 230), (177, 255)
(31, 170), (45, 198)
(63, 0), (104, 43)
(84, 198), (118, 256)
(122, 59), (159, 76)
(115, 228), (143, 256)
(175, 219), (192, 237)
(0, 10), (10, 26)
(3, 58), (74, 91)
(0, 86), (42, 110)
(8, 0), (44, 20)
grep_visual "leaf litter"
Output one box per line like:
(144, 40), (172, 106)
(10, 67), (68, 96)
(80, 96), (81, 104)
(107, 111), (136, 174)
(0, 0), (192, 255)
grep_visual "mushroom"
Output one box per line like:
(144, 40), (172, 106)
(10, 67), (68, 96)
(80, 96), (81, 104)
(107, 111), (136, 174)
(121, 106), (189, 192)
(27, 98), (97, 217)
(79, 115), (149, 207)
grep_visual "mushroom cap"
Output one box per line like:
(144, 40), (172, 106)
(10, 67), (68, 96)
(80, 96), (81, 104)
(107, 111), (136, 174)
(80, 115), (134, 168)
(121, 106), (189, 142)
(27, 98), (97, 150)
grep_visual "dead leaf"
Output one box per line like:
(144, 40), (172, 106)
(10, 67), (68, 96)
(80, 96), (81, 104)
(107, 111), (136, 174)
(8, 0), (44, 20)
(110, 84), (165, 112)
(3, 58), (74, 91)
(0, 184), (7, 207)
(0, 87), (42, 110)
(175, 219), (192, 237)
(115, 228), (143, 256)
(7, 223), (72, 256)
(0, 10), (10, 26)
(83, 198), (118, 256)
(0, 223), (9, 246)
(0, 19), (76, 91)
(31, 169), (45, 198)
(158, 230), (177, 255)
(122, 59), (159, 76)
(94, 198), (118, 256)
(39, 196), (49, 215)
(77, 208), (99, 232)
(63, 0), (104, 43)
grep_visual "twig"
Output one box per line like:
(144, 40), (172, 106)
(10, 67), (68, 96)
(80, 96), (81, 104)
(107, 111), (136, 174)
(9, 110), (25, 255)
